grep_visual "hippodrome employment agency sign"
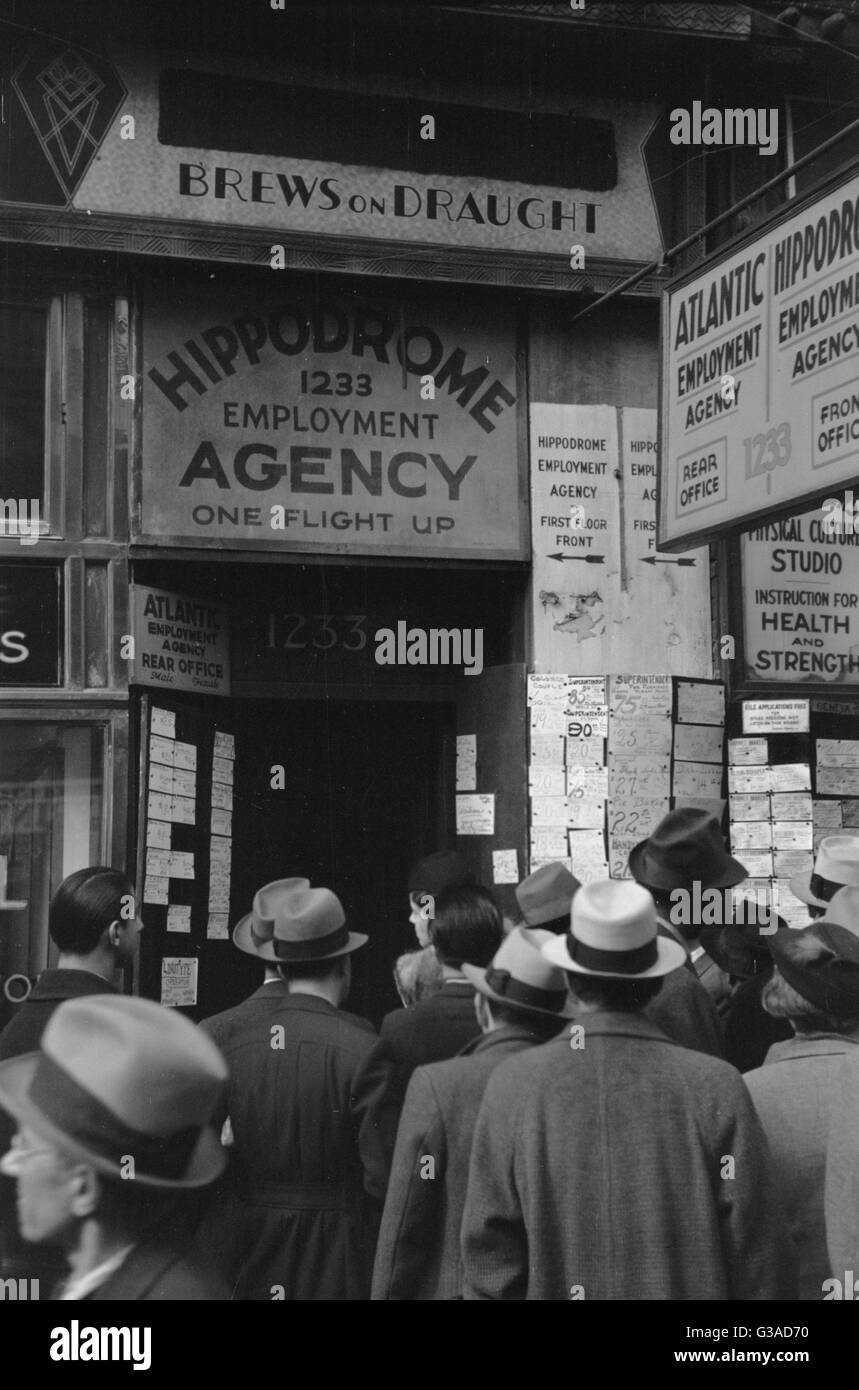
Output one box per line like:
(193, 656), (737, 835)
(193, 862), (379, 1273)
(659, 168), (859, 550)
(139, 284), (523, 560)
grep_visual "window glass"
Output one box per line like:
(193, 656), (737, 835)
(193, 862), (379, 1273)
(0, 305), (48, 506)
(0, 723), (106, 982)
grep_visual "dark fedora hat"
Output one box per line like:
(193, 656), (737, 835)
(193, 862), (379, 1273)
(770, 917), (859, 1017)
(629, 807), (746, 893)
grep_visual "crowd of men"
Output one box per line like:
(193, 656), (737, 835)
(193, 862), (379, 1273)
(1, 805), (859, 1300)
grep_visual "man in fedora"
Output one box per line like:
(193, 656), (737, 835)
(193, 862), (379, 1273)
(515, 862), (581, 934)
(789, 833), (859, 917)
(372, 926), (573, 1301)
(745, 887), (859, 1300)
(0, 994), (229, 1300)
(197, 879), (401, 1301)
(461, 879), (794, 1300)
(628, 805), (741, 1055)
(701, 904), (792, 1073)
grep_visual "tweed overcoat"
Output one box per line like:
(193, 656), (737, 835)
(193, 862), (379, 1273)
(372, 1021), (551, 1300)
(746, 1032), (859, 1300)
(461, 1011), (795, 1300)
(198, 982), (401, 1300)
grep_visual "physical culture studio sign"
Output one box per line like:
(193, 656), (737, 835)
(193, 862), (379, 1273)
(659, 167), (859, 550)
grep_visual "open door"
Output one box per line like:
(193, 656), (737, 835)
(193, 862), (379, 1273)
(133, 691), (243, 1021)
(454, 663), (528, 920)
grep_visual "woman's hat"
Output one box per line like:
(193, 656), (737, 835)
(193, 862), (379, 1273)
(790, 835), (859, 910)
(234, 882), (365, 963)
(515, 862), (582, 929)
(232, 877), (310, 956)
(542, 879), (687, 980)
(462, 926), (576, 1020)
(629, 806), (746, 893)
(0, 995), (228, 1189)
(407, 851), (473, 898)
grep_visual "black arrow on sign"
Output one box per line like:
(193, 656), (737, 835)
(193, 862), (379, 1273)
(549, 553), (605, 563)
(641, 555), (696, 566)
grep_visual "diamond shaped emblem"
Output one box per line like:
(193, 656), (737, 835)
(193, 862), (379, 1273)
(13, 41), (126, 203)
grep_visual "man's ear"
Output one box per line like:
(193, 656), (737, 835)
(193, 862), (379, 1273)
(106, 919), (121, 949)
(68, 1165), (101, 1220)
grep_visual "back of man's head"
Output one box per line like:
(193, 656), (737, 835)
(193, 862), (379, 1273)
(49, 867), (134, 957)
(430, 883), (502, 970)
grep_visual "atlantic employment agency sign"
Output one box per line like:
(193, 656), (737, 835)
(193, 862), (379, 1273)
(139, 286), (523, 558)
(659, 168), (859, 550)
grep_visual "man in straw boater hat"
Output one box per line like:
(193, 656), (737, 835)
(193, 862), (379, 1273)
(745, 886), (859, 1300)
(0, 994), (230, 1300)
(627, 805), (743, 1055)
(788, 833), (859, 918)
(461, 880), (795, 1300)
(372, 926), (574, 1301)
(197, 879), (401, 1301)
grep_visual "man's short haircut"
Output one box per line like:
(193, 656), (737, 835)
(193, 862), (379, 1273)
(278, 954), (348, 984)
(565, 973), (663, 1012)
(429, 884), (502, 969)
(49, 866), (135, 955)
(486, 998), (566, 1040)
(763, 963), (859, 1035)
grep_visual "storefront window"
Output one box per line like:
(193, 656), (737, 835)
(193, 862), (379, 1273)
(0, 722), (106, 982)
(0, 303), (48, 507)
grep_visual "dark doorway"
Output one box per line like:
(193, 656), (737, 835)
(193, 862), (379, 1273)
(230, 697), (454, 1025)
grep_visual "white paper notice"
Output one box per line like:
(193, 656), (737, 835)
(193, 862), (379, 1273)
(492, 849), (519, 885)
(769, 764), (812, 792)
(147, 792), (173, 822)
(171, 795), (196, 825)
(172, 768), (197, 800)
(146, 819), (172, 849)
(773, 849), (814, 879)
(212, 756), (234, 785)
(169, 850), (195, 880)
(817, 767), (859, 796)
(148, 762), (173, 795)
(609, 674), (673, 719)
(729, 794), (771, 822)
(567, 766), (609, 800)
(160, 957), (198, 1008)
(728, 766), (771, 794)
(813, 800), (843, 828)
(565, 738), (605, 766)
(530, 828), (569, 861)
(149, 734), (175, 766)
(568, 799), (607, 829)
(531, 706), (568, 735)
(527, 675), (570, 705)
(206, 913), (230, 940)
(143, 875), (169, 905)
(729, 738), (768, 765)
(568, 678), (607, 710)
(211, 809), (233, 837)
(173, 741), (198, 771)
(456, 734), (477, 791)
(610, 715), (672, 757)
(770, 792), (813, 822)
(213, 731), (235, 760)
(672, 762), (723, 799)
(529, 767), (566, 797)
(742, 700), (810, 735)
(674, 723), (724, 765)
(531, 796), (569, 827)
(456, 794), (495, 835)
(166, 904), (192, 933)
(211, 781), (234, 811)
(530, 732), (567, 765)
(210, 835), (232, 862)
(151, 707), (176, 739)
(772, 822), (814, 851)
(568, 711), (608, 740)
(675, 680), (725, 727)
(145, 847), (171, 879)
(730, 821), (773, 850)
(817, 740), (859, 768)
